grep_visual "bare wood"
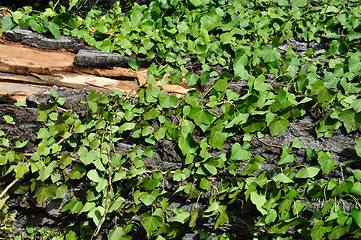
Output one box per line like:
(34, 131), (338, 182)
(0, 72), (139, 93)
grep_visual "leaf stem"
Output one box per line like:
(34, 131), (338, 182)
(93, 111), (117, 237)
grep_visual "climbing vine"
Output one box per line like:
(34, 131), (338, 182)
(2, 0), (361, 239)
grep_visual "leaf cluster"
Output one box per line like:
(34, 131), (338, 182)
(2, 0), (361, 239)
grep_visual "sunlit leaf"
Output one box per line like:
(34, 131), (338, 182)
(168, 212), (190, 224)
(188, 107), (213, 125)
(295, 166), (321, 179)
(231, 143), (252, 160)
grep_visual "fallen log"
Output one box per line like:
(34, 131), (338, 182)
(0, 33), (196, 95)
(0, 72), (138, 93)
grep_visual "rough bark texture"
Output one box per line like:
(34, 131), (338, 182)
(3, 29), (148, 69)
(3, 29), (88, 51)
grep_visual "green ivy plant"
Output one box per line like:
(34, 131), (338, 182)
(2, 0), (361, 239)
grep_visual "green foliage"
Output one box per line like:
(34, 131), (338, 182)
(2, 0), (361, 239)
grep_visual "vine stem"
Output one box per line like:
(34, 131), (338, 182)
(0, 178), (19, 199)
(93, 114), (116, 237)
(0, 162), (31, 199)
(231, 216), (249, 226)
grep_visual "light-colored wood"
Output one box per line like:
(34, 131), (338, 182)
(0, 41), (197, 96)
(0, 72), (138, 93)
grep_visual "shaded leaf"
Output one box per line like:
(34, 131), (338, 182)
(140, 212), (163, 235)
(34, 184), (57, 202)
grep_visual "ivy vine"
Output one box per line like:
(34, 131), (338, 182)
(1, 0), (361, 239)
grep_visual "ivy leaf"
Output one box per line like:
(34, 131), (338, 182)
(328, 225), (350, 240)
(268, 116), (289, 136)
(265, 209), (277, 224)
(200, 178), (211, 190)
(95, 178), (108, 192)
(273, 173), (293, 183)
(291, 0), (308, 7)
(69, 165), (86, 180)
(168, 212), (190, 224)
(250, 192), (267, 215)
(71, 201), (83, 214)
(119, 122), (136, 133)
(4, 115), (15, 124)
(188, 107), (213, 125)
(34, 184), (57, 202)
(88, 206), (105, 226)
(128, 58), (140, 71)
(37, 142), (50, 156)
(231, 143), (252, 161)
(120, 39), (132, 49)
(317, 86), (336, 103)
(269, 217), (308, 234)
(262, 45), (281, 62)
(349, 56), (361, 74)
(351, 208), (361, 228)
(14, 163), (29, 179)
(65, 231), (78, 240)
(177, 22), (189, 33)
(295, 166), (321, 178)
(215, 212), (229, 229)
(331, 181), (353, 197)
(190, 0), (202, 7)
(214, 77), (228, 92)
(140, 213), (163, 235)
(154, 127), (166, 141)
(48, 21), (60, 39)
(186, 73), (200, 86)
(292, 138), (302, 149)
(109, 227), (125, 240)
(170, 70), (182, 84)
(142, 38), (154, 50)
(339, 109), (361, 133)
(1, 16), (15, 30)
(159, 90), (178, 108)
(109, 197), (125, 212)
(209, 128), (227, 150)
(189, 208), (199, 228)
(38, 161), (56, 182)
(142, 178), (160, 191)
(200, 9), (221, 31)
(74, 120), (86, 133)
(37, 110), (47, 122)
(354, 169), (361, 181)
(68, 0), (79, 11)
(242, 155), (265, 175)
(317, 151), (335, 174)
(225, 113), (249, 128)
(350, 99), (361, 113)
(140, 189), (159, 206)
(80, 202), (96, 214)
(356, 137), (361, 158)
(178, 133), (199, 155)
(310, 220), (332, 240)
(55, 185), (68, 199)
(87, 169), (101, 182)
(203, 163), (217, 175)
